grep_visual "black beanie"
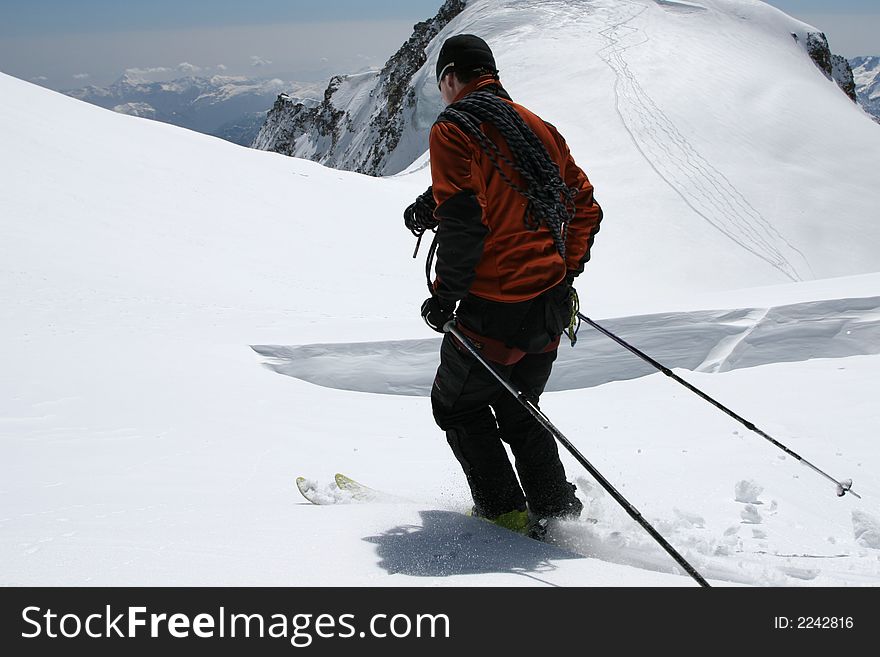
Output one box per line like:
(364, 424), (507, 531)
(435, 34), (496, 82)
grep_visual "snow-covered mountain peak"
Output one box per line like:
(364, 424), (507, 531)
(255, 0), (867, 176)
(254, 0), (880, 289)
(850, 55), (880, 121)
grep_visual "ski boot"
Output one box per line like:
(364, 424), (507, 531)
(467, 506), (530, 534)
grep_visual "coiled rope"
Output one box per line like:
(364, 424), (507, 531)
(403, 186), (438, 262)
(437, 90), (577, 260)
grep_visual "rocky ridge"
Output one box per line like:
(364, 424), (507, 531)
(252, 0), (466, 175)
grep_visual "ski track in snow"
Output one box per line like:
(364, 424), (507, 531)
(597, 0), (810, 281)
(252, 295), (880, 396)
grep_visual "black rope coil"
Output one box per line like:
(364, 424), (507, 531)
(403, 186), (438, 263)
(403, 186), (438, 238)
(437, 91), (577, 260)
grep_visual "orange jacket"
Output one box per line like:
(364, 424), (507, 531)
(429, 75), (602, 304)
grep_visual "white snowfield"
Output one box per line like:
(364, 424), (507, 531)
(2, 0), (879, 587)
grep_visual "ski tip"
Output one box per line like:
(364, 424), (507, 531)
(335, 473), (370, 494)
(295, 476), (317, 503)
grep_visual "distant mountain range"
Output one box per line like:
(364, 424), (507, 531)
(60, 48), (878, 154)
(64, 72), (322, 145)
(850, 56), (880, 123)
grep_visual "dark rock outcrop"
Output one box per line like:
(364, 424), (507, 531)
(253, 0), (467, 176)
(794, 31), (858, 103)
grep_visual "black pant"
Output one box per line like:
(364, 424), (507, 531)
(431, 333), (581, 520)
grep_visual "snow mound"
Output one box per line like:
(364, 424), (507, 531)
(852, 511), (880, 549)
(740, 505), (763, 525)
(735, 480), (765, 504)
(253, 294), (880, 395)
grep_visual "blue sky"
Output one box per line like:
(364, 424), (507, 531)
(0, 0), (874, 35)
(0, 1), (440, 88)
(0, 1), (876, 89)
(0, 1), (443, 36)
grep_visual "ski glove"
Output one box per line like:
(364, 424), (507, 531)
(404, 186), (438, 237)
(421, 296), (455, 333)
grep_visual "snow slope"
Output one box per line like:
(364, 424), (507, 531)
(2, 0), (879, 587)
(432, 0), (880, 293)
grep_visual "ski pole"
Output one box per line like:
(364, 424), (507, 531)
(578, 313), (860, 500)
(443, 320), (711, 588)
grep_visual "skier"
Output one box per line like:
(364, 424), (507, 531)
(405, 34), (603, 537)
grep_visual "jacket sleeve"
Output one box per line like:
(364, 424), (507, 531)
(429, 120), (489, 305)
(546, 123), (603, 276)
